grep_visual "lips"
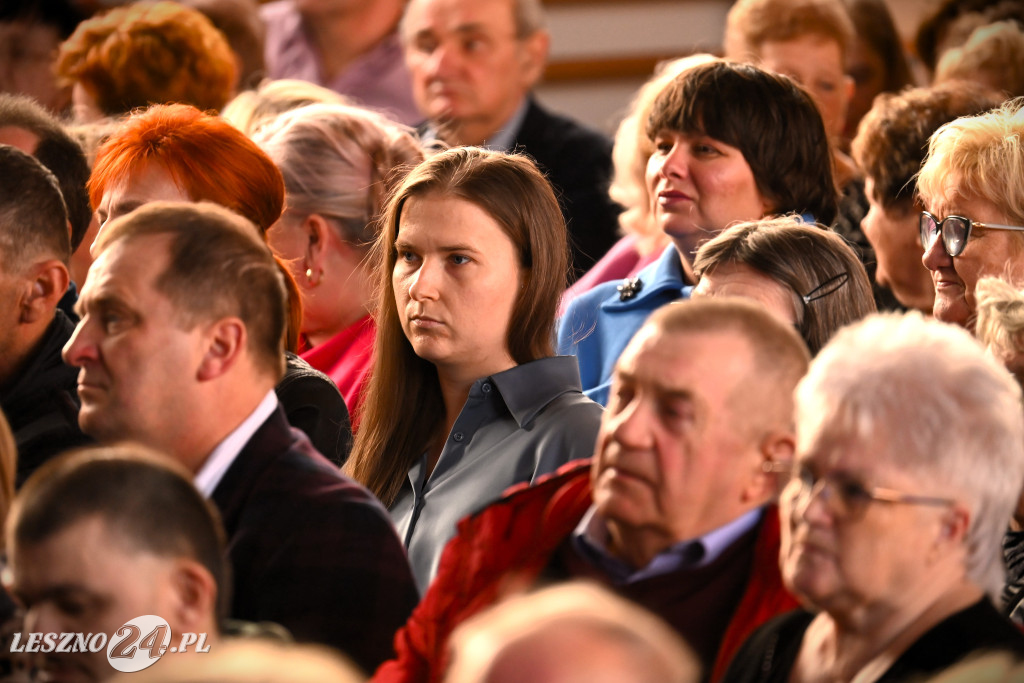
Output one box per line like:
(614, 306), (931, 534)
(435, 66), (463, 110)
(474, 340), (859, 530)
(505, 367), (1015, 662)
(409, 314), (444, 330)
(658, 188), (693, 203)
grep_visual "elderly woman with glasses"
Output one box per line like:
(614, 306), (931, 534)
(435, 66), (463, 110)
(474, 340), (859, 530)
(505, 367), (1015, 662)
(690, 216), (876, 356)
(725, 311), (1024, 682)
(919, 98), (1024, 332)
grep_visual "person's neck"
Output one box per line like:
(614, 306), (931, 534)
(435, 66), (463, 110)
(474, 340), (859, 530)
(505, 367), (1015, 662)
(300, 1), (402, 81)
(435, 95), (526, 147)
(667, 238), (697, 285)
(425, 359), (515, 475)
(304, 305), (369, 349)
(173, 381), (276, 475)
(604, 519), (677, 570)
(800, 576), (982, 682)
(0, 314), (54, 393)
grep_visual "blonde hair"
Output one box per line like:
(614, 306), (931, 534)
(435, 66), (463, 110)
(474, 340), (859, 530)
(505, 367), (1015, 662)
(975, 275), (1024, 361)
(935, 20), (1024, 99)
(917, 97), (1024, 227)
(221, 78), (352, 137)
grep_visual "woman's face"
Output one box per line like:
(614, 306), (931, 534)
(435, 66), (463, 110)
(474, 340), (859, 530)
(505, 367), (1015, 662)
(93, 162), (191, 256)
(692, 262), (797, 326)
(780, 430), (954, 617)
(757, 34), (852, 141)
(393, 194), (520, 379)
(861, 179), (934, 313)
(922, 191), (1024, 330)
(645, 130), (770, 257)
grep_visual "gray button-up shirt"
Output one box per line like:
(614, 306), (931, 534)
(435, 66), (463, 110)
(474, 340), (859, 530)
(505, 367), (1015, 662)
(390, 355), (604, 591)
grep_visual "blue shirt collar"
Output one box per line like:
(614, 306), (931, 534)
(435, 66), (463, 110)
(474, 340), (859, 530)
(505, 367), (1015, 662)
(572, 506), (764, 584)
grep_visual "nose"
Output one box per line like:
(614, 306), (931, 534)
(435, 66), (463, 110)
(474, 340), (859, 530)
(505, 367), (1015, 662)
(655, 143), (691, 182)
(62, 319), (98, 367)
(407, 257), (441, 302)
(921, 225), (951, 272)
(425, 41), (461, 80)
(793, 477), (836, 525)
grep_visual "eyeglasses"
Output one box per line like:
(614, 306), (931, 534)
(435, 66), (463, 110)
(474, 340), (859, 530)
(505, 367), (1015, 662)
(785, 464), (955, 520)
(919, 211), (1024, 257)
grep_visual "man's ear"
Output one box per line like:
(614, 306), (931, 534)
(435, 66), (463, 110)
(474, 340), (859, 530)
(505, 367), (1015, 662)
(166, 559), (218, 634)
(744, 431), (796, 502)
(20, 260), (70, 325)
(518, 29), (550, 89)
(197, 318), (247, 382)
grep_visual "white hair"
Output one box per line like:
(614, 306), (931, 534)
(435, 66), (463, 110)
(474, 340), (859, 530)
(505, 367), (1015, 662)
(795, 311), (1024, 598)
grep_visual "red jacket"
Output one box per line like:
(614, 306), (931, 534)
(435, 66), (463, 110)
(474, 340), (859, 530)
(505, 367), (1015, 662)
(372, 459), (798, 683)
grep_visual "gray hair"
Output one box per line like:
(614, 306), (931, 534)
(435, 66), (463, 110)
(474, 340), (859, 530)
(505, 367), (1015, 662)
(253, 103), (424, 251)
(795, 311), (1024, 598)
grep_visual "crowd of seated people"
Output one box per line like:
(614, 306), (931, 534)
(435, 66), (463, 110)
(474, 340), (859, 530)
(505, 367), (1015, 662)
(4, 0), (1024, 681)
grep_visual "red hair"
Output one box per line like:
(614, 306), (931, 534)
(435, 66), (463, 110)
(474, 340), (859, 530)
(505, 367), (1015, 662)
(89, 103), (283, 233)
(56, 1), (236, 116)
(88, 103), (302, 350)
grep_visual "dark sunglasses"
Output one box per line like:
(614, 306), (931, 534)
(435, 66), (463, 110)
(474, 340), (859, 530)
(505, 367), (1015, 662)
(919, 211), (1024, 257)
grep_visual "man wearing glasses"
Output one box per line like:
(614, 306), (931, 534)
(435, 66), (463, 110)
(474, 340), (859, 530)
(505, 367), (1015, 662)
(918, 98), (1024, 331)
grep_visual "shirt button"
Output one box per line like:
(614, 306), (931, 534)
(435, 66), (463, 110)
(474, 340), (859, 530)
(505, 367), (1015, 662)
(482, 383), (492, 393)
(453, 432), (464, 442)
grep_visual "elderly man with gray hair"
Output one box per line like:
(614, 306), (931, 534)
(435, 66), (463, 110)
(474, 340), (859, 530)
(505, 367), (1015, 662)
(726, 311), (1024, 682)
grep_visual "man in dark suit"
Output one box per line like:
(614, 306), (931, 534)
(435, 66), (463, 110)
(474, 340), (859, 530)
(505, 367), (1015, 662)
(63, 201), (418, 674)
(401, 0), (621, 278)
(0, 144), (90, 486)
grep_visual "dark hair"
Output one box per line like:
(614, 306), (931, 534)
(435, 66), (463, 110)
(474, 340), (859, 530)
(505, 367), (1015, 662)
(9, 445), (229, 620)
(347, 147), (567, 505)
(0, 0), (85, 39)
(851, 81), (1003, 213)
(845, 0), (913, 95)
(0, 94), (92, 253)
(0, 145), (70, 270)
(693, 217), (877, 355)
(95, 201), (287, 380)
(646, 60), (839, 226)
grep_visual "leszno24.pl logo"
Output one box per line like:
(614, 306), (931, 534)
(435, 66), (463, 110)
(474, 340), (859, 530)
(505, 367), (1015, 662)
(11, 615), (210, 673)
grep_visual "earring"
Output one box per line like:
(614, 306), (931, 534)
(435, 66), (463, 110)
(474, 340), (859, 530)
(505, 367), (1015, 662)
(305, 267), (324, 287)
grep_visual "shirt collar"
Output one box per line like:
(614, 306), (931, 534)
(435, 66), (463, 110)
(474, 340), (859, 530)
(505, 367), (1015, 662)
(573, 505), (764, 584)
(194, 390), (278, 497)
(489, 356), (583, 427)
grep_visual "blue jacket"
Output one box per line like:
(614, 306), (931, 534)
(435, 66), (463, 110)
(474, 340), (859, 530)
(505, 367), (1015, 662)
(556, 244), (693, 405)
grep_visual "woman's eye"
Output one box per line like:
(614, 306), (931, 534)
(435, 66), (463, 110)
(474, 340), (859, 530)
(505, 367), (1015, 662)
(398, 250), (418, 263)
